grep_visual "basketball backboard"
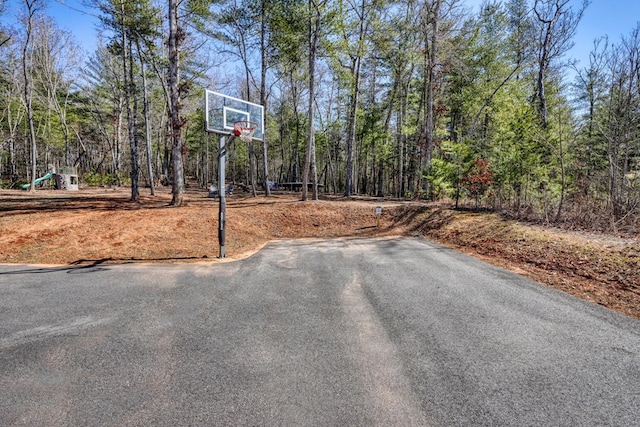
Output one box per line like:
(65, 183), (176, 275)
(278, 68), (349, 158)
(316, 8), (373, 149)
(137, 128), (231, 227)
(205, 90), (264, 141)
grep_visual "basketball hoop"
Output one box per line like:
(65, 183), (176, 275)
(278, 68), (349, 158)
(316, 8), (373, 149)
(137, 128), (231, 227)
(234, 120), (258, 143)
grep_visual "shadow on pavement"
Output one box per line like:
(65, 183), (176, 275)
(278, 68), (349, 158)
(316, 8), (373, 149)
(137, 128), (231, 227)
(0, 255), (211, 275)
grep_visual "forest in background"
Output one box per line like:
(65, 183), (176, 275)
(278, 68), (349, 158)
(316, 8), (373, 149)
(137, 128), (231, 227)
(1, 0), (639, 233)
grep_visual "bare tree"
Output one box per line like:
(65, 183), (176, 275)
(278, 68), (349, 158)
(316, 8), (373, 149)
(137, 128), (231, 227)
(83, 40), (126, 186)
(31, 18), (79, 167)
(137, 39), (155, 196)
(0, 37), (25, 181)
(21, 0), (42, 192)
(259, 0), (271, 196)
(302, 0), (324, 201)
(168, 0), (186, 206)
(341, 0), (377, 196)
(420, 0), (442, 198)
(533, 0), (588, 127)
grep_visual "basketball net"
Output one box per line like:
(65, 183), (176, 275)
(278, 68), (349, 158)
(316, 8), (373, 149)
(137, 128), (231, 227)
(234, 120), (258, 143)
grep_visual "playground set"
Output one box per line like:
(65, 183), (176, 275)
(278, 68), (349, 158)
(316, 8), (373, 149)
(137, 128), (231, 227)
(21, 166), (78, 191)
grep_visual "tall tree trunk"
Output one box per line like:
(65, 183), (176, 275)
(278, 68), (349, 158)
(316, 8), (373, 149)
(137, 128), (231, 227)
(127, 34), (140, 201)
(290, 78), (301, 182)
(260, 0), (271, 196)
(119, 0), (134, 194)
(533, 0), (587, 128)
(138, 41), (155, 196)
(61, 92), (71, 167)
(344, 0), (371, 197)
(243, 70), (257, 197)
(115, 101), (124, 186)
(555, 111), (566, 222)
(397, 74), (410, 198)
(169, 0), (185, 206)
(23, 0), (39, 192)
(536, 26), (551, 128)
(303, 0), (321, 201)
(344, 56), (360, 197)
(422, 0), (442, 199)
(7, 73), (23, 181)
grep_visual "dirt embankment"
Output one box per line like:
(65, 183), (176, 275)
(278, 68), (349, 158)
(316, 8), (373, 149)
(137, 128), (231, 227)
(1, 187), (639, 320)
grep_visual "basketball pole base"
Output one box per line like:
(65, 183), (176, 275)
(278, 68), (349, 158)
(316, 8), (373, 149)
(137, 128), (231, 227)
(218, 194), (226, 258)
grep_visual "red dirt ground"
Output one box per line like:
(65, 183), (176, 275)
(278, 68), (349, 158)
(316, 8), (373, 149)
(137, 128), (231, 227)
(1, 186), (639, 321)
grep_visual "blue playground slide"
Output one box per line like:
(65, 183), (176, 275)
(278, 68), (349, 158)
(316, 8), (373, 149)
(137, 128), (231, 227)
(21, 172), (54, 190)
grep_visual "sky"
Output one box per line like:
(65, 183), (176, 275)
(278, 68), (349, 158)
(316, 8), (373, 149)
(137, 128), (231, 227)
(572, 0), (640, 66)
(3, 0), (640, 73)
(465, 0), (640, 71)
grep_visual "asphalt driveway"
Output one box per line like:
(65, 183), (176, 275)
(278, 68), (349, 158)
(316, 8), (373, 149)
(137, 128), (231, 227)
(1, 237), (639, 426)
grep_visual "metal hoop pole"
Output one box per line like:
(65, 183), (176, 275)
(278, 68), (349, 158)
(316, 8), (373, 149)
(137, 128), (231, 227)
(218, 135), (227, 258)
(215, 133), (237, 259)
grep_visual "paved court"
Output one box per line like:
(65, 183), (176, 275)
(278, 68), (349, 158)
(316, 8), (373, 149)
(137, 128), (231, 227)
(1, 238), (639, 425)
